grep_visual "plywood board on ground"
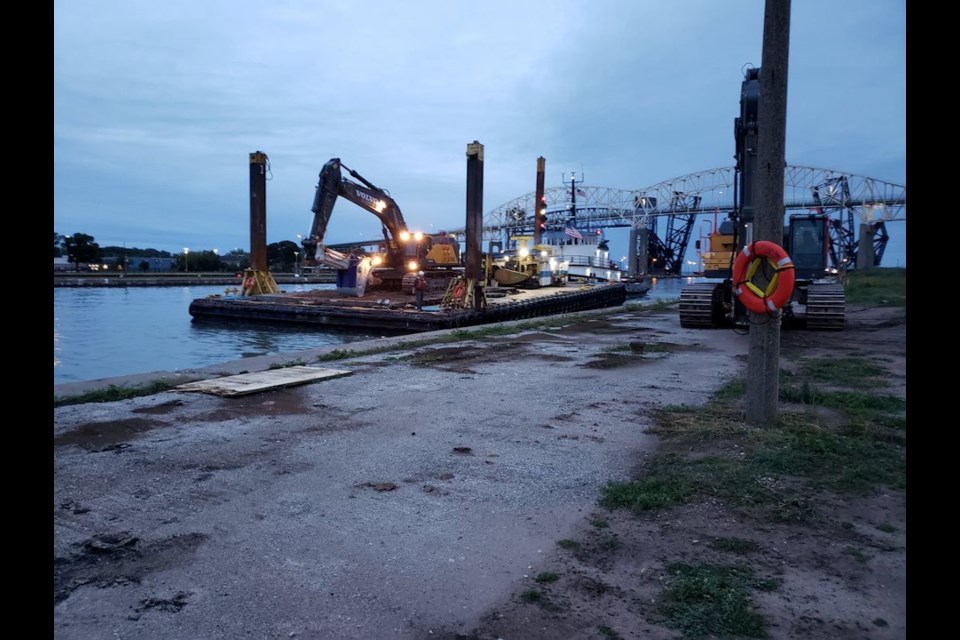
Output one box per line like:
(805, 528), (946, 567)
(176, 366), (351, 397)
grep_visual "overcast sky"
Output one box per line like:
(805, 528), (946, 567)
(54, 0), (906, 264)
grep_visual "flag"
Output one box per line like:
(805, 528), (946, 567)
(576, 188), (587, 197)
(565, 223), (583, 240)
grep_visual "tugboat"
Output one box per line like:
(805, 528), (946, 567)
(491, 170), (623, 287)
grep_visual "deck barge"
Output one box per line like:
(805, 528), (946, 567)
(188, 282), (627, 333)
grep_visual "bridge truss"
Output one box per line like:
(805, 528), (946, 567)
(483, 165), (906, 274)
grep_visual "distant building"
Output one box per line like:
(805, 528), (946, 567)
(131, 257), (178, 271)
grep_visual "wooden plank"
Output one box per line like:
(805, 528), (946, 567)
(176, 366), (351, 397)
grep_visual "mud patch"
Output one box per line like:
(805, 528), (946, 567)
(408, 344), (529, 373)
(357, 482), (399, 492)
(54, 532), (208, 605)
(191, 390), (314, 422)
(54, 418), (168, 451)
(136, 591), (191, 613)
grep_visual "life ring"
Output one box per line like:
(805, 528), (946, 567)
(453, 283), (465, 299)
(732, 240), (795, 314)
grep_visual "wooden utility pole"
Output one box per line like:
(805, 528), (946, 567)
(746, 0), (791, 426)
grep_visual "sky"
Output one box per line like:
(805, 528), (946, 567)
(53, 0), (906, 266)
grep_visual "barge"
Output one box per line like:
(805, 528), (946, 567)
(189, 282), (627, 333)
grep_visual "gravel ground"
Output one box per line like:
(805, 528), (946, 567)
(54, 305), (746, 638)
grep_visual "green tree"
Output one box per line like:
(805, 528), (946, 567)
(138, 260), (150, 272)
(63, 233), (101, 271)
(175, 250), (222, 273)
(267, 241), (299, 272)
(54, 232), (65, 258)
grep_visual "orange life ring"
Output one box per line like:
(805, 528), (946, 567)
(732, 240), (796, 314)
(453, 283), (465, 298)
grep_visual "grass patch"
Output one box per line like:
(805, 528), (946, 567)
(779, 385), (905, 416)
(557, 539), (580, 550)
(873, 618), (889, 628)
(585, 353), (640, 369)
(519, 589), (544, 604)
(876, 523), (897, 533)
(843, 546), (872, 563)
(602, 405), (905, 519)
(843, 268), (906, 307)
(649, 403), (750, 441)
(599, 454), (807, 521)
(748, 416), (906, 493)
(658, 562), (769, 638)
(708, 537), (760, 554)
(316, 348), (362, 362)
(793, 356), (887, 388)
(590, 519), (610, 528)
(712, 378), (746, 401)
(535, 572), (560, 583)
(268, 358), (306, 369)
(54, 381), (177, 408)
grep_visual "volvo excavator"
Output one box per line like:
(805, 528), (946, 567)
(302, 158), (461, 295)
(678, 68), (845, 330)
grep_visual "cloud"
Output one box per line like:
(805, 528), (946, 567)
(54, 0), (905, 263)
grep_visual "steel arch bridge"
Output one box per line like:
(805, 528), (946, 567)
(481, 165), (906, 275)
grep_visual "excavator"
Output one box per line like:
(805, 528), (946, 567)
(679, 68), (845, 330)
(302, 158), (461, 295)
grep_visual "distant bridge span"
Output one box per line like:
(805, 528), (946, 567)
(328, 165), (905, 274)
(480, 165), (906, 273)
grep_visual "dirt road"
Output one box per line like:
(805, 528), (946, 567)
(53, 304), (905, 639)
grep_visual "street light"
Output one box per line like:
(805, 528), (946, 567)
(183, 247), (190, 272)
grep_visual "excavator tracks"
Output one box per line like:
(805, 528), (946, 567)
(679, 283), (724, 328)
(804, 283), (845, 330)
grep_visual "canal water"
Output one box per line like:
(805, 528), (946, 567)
(53, 277), (698, 385)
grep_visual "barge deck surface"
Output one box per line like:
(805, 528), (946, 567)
(189, 282), (628, 332)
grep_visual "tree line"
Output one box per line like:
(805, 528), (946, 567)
(55, 232), (303, 273)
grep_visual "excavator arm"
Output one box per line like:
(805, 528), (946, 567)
(303, 158), (410, 268)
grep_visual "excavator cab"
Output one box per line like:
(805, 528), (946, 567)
(785, 213), (830, 280)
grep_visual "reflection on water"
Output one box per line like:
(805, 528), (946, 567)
(53, 277), (701, 385)
(644, 275), (707, 300)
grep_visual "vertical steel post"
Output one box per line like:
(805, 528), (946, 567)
(857, 223), (875, 270)
(465, 141), (484, 308)
(533, 157), (546, 246)
(249, 151), (268, 272)
(746, 0), (791, 426)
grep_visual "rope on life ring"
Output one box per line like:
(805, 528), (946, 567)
(732, 240), (796, 314)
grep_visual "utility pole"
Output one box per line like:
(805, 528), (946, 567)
(746, 0), (791, 426)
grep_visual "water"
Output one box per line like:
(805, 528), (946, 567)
(52, 277), (696, 386)
(53, 283), (387, 385)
